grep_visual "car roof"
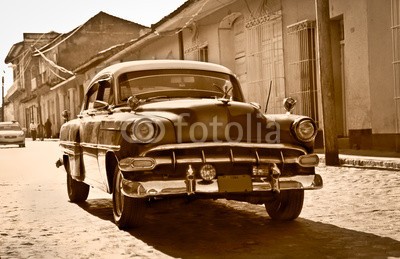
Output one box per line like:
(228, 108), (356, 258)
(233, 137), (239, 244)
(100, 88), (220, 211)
(89, 60), (235, 85)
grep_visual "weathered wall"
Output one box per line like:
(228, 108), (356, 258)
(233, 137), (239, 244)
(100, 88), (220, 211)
(58, 13), (144, 71)
(367, 0), (395, 134)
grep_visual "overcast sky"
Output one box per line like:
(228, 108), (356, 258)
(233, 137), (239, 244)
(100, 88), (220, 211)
(0, 0), (187, 103)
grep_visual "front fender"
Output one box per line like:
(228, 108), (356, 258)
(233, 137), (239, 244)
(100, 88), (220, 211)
(265, 114), (317, 152)
(59, 119), (83, 179)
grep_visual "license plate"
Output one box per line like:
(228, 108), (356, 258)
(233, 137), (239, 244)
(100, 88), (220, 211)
(5, 136), (16, 139)
(218, 175), (253, 193)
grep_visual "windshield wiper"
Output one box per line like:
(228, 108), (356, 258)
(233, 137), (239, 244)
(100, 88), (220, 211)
(212, 81), (233, 99)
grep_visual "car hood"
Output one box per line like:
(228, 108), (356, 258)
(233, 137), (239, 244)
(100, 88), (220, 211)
(135, 99), (276, 143)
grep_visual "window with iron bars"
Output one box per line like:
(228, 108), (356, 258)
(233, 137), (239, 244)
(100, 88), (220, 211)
(245, 12), (286, 114)
(286, 20), (319, 124)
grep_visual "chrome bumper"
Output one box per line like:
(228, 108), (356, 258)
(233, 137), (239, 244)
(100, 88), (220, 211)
(121, 174), (323, 198)
(0, 137), (25, 144)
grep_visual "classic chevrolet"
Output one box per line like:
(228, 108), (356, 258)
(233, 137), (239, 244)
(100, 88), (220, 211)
(57, 60), (322, 229)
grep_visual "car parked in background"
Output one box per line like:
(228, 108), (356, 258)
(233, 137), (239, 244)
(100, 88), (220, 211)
(0, 121), (26, 148)
(57, 60), (322, 229)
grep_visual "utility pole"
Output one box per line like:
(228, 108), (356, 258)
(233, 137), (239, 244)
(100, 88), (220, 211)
(315, 0), (339, 166)
(1, 71), (4, 122)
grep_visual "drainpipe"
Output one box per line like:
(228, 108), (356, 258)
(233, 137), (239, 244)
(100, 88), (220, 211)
(178, 31), (184, 60)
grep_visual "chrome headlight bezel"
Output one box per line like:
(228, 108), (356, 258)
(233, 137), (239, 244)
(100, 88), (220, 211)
(292, 118), (318, 143)
(129, 119), (158, 143)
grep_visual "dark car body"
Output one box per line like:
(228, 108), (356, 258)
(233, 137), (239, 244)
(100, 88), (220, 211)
(58, 60), (322, 229)
(0, 121), (25, 147)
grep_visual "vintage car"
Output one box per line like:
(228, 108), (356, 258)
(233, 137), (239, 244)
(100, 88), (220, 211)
(0, 121), (26, 148)
(57, 60), (322, 229)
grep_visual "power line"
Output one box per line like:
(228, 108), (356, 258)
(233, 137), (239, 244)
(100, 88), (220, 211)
(34, 47), (75, 76)
(33, 24), (84, 56)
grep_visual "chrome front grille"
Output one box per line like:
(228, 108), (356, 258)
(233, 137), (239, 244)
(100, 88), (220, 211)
(141, 142), (307, 168)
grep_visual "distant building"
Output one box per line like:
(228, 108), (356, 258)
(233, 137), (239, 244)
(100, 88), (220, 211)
(4, 12), (146, 136)
(5, 31), (60, 130)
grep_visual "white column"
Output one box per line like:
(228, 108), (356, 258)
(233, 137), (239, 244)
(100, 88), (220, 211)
(68, 88), (75, 118)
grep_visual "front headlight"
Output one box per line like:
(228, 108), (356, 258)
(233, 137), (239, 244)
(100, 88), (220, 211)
(129, 119), (157, 143)
(292, 118), (317, 142)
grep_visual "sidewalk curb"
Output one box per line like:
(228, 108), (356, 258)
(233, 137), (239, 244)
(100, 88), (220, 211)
(318, 154), (400, 170)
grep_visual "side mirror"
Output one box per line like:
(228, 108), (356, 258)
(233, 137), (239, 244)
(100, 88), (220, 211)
(283, 97), (296, 114)
(127, 96), (142, 111)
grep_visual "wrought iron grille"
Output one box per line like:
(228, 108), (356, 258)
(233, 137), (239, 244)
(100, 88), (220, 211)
(245, 12), (285, 114)
(286, 20), (319, 124)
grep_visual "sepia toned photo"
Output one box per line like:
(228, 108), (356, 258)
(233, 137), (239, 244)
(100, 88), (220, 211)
(1, 0), (400, 258)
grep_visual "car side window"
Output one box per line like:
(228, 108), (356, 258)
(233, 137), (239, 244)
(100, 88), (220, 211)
(85, 83), (99, 110)
(84, 79), (114, 111)
(97, 80), (114, 105)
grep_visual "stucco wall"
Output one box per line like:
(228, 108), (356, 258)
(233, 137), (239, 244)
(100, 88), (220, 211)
(367, 0), (395, 134)
(4, 103), (14, 122)
(283, 0), (389, 132)
(58, 13), (144, 71)
(138, 34), (181, 60)
(281, 0), (320, 121)
(332, 0), (372, 130)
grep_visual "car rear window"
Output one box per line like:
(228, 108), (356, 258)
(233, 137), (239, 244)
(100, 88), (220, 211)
(0, 125), (22, 131)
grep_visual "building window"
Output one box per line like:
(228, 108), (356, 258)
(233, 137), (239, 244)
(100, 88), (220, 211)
(30, 67), (37, 91)
(287, 20), (318, 123)
(392, 0), (400, 133)
(198, 46), (208, 62)
(245, 12), (285, 114)
(184, 42), (208, 62)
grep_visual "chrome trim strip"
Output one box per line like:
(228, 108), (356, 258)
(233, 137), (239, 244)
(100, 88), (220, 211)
(60, 140), (80, 148)
(61, 140), (120, 152)
(80, 142), (120, 151)
(80, 142), (98, 149)
(97, 143), (121, 151)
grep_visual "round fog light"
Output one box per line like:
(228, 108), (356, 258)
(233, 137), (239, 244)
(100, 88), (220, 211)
(200, 164), (216, 181)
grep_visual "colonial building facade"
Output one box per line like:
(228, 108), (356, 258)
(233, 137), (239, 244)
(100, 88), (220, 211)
(4, 0), (400, 151)
(4, 12), (146, 135)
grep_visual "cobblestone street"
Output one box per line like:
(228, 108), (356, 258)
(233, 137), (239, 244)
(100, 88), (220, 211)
(1, 141), (400, 258)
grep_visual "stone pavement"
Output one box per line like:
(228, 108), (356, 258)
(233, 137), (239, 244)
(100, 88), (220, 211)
(316, 148), (400, 171)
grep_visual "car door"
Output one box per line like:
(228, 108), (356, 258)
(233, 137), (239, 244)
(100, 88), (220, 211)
(79, 76), (113, 189)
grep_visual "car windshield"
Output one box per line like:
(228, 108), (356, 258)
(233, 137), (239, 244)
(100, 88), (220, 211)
(118, 69), (243, 103)
(0, 125), (21, 131)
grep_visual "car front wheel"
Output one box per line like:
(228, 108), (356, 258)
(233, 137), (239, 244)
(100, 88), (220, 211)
(264, 189), (304, 220)
(112, 168), (146, 229)
(67, 173), (90, 202)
